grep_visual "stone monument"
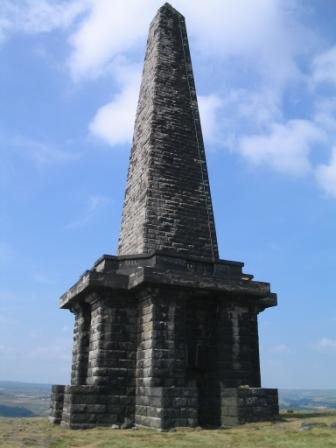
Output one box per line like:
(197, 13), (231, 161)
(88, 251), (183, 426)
(50, 3), (279, 429)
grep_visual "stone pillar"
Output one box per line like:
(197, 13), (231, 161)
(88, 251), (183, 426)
(231, 307), (241, 375)
(49, 385), (65, 424)
(61, 293), (137, 429)
(86, 298), (105, 385)
(197, 300), (244, 427)
(230, 304), (261, 387)
(186, 297), (221, 427)
(135, 288), (198, 429)
(71, 303), (91, 385)
(86, 295), (137, 389)
(85, 294), (137, 425)
(212, 301), (235, 388)
(217, 303), (261, 388)
(247, 308), (261, 387)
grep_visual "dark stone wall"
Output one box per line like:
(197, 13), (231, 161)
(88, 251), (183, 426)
(54, 287), (277, 429)
(61, 385), (132, 429)
(221, 388), (279, 426)
(132, 287), (264, 428)
(118, 4), (218, 259)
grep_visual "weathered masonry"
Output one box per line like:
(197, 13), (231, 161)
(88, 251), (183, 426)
(50, 3), (279, 430)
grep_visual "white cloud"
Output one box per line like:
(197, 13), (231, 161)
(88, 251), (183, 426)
(314, 337), (336, 352)
(90, 90), (224, 148)
(89, 82), (139, 146)
(66, 0), (306, 87)
(68, 0), (157, 80)
(314, 99), (336, 132)
(3, 135), (81, 166)
(66, 0), (306, 149)
(79, 0), (296, 149)
(65, 0), (306, 87)
(23, 139), (80, 165)
(51, 0), (303, 163)
(230, 89), (281, 129)
(89, 59), (141, 145)
(1, 0), (335, 198)
(239, 119), (325, 176)
(180, 0), (305, 89)
(0, 0), (86, 44)
(206, 88), (282, 152)
(66, 194), (110, 229)
(198, 94), (223, 143)
(313, 46), (336, 86)
(315, 147), (336, 198)
(1, 131), (81, 166)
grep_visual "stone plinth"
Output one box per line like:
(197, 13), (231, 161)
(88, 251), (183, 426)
(51, 251), (278, 429)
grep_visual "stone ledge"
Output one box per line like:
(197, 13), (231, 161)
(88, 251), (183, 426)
(59, 252), (276, 310)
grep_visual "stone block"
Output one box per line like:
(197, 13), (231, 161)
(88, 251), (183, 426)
(221, 388), (279, 426)
(50, 385), (65, 424)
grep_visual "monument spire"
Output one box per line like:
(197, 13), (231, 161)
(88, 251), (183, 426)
(118, 3), (219, 259)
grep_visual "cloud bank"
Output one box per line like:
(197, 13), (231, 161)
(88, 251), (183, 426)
(1, 0), (336, 197)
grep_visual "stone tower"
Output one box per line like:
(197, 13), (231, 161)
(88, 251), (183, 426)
(50, 3), (279, 430)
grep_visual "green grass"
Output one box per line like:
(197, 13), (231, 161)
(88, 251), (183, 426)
(1, 414), (336, 448)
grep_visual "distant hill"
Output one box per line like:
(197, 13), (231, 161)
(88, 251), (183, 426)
(0, 404), (35, 417)
(279, 389), (336, 412)
(0, 381), (51, 394)
(0, 380), (51, 417)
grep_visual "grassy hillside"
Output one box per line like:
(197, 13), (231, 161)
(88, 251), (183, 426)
(1, 414), (336, 448)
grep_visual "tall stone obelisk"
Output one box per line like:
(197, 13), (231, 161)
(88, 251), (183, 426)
(50, 3), (279, 430)
(118, 3), (218, 259)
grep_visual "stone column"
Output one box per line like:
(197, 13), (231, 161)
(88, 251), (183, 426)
(70, 303), (91, 385)
(231, 304), (261, 387)
(249, 309), (261, 387)
(84, 293), (137, 425)
(135, 287), (198, 429)
(86, 298), (105, 385)
(86, 294), (137, 389)
(186, 296), (220, 427)
(49, 385), (65, 424)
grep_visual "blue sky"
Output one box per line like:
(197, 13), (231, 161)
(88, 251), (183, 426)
(1, 0), (336, 388)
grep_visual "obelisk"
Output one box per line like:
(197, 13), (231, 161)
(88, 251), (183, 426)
(50, 3), (279, 430)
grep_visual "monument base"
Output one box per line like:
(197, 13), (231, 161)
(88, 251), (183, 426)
(50, 251), (278, 430)
(50, 385), (278, 429)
